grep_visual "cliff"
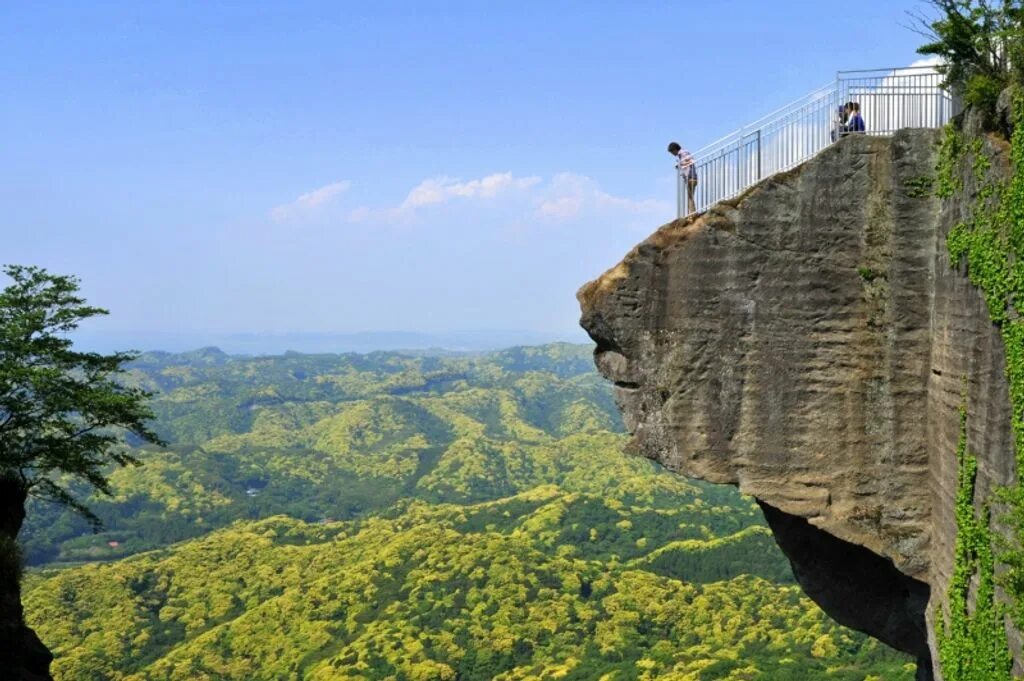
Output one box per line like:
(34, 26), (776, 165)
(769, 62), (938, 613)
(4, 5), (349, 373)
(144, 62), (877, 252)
(1, 537), (53, 680)
(0, 597), (53, 681)
(578, 126), (1019, 680)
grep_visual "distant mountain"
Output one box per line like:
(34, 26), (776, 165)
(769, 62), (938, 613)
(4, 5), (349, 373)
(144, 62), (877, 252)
(71, 329), (589, 355)
(20, 343), (621, 565)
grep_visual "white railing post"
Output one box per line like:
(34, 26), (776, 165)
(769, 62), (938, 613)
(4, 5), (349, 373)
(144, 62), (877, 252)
(834, 71), (841, 143)
(755, 129), (761, 181)
(736, 129), (743, 194)
(676, 162), (683, 219)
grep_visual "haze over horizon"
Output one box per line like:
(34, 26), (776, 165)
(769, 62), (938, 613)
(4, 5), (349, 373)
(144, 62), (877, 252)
(71, 327), (589, 355)
(3, 1), (935, 350)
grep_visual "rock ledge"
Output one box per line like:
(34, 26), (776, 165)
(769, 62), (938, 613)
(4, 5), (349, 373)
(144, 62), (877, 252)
(579, 129), (1017, 679)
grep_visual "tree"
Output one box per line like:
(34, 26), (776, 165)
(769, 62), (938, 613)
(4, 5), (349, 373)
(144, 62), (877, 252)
(0, 264), (165, 678)
(0, 264), (165, 541)
(913, 1), (1024, 112)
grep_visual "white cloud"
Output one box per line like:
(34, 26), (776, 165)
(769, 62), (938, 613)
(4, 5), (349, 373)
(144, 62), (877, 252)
(535, 173), (670, 222)
(349, 172), (542, 222)
(271, 180), (351, 222)
(595, 190), (668, 215)
(909, 56), (944, 68)
(537, 195), (584, 219)
(347, 205), (372, 223)
(400, 172), (541, 210)
(345, 170), (670, 230)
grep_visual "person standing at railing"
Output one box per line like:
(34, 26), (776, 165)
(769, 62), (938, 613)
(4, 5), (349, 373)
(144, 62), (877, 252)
(838, 102), (865, 138)
(668, 141), (698, 215)
(847, 102), (865, 133)
(832, 106), (848, 142)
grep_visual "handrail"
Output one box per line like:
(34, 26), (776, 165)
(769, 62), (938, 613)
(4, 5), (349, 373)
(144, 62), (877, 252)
(838, 66), (942, 75)
(678, 65), (955, 218)
(692, 81), (836, 157)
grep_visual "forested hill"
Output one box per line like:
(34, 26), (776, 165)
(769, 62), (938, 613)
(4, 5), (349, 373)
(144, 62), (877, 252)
(23, 343), (630, 565)
(22, 344), (915, 679)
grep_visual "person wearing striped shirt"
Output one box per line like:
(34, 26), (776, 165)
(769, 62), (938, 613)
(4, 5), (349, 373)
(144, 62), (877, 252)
(668, 141), (698, 215)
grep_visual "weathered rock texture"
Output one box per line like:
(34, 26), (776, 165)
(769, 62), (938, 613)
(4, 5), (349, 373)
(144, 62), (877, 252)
(578, 128), (1018, 680)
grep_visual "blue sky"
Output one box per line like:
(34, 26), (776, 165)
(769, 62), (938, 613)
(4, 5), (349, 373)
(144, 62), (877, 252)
(1, 1), (933, 351)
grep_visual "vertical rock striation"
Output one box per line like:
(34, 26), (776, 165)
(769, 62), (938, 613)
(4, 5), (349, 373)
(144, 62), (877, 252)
(578, 129), (1018, 679)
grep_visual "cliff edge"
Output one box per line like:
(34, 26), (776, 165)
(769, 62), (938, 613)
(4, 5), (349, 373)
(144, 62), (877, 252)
(1, 539), (53, 680)
(579, 128), (1018, 680)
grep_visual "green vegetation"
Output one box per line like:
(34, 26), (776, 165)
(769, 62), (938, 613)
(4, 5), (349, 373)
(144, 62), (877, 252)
(21, 344), (916, 679)
(0, 265), (163, 526)
(936, 68), (1024, 676)
(903, 175), (936, 198)
(0, 264), (165, 677)
(23, 499), (913, 681)
(915, 1), (1023, 115)
(856, 266), (880, 282)
(935, 407), (1011, 679)
(21, 345), (652, 565)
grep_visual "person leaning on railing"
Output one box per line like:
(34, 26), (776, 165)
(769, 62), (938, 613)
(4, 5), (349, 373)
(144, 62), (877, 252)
(668, 141), (698, 214)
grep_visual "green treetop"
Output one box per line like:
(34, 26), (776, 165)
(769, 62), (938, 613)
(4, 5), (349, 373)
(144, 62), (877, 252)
(0, 264), (164, 532)
(915, 0), (1024, 113)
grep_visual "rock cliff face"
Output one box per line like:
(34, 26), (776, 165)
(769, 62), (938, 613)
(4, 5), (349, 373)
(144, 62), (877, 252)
(2, 522), (53, 680)
(578, 128), (1018, 680)
(0, 602), (53, 681)
(1, 481), (53, 680)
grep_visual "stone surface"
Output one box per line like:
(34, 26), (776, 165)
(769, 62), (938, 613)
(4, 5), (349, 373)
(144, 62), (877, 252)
(578, 128), (1019, 679)
(0, 567), (52, 678)
(0, 620), (54, 681)
(1, 477), (53, 680)
(758, 500), (932, 676)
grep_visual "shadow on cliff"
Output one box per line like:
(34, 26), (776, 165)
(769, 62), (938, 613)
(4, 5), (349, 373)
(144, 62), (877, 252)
(759, 501), (933, 680)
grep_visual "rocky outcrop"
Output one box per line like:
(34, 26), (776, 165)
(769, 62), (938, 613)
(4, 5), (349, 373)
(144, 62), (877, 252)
(1, 478), (53, 680)
(578, 128), (1018, 679)
(0, 610), (54, 681)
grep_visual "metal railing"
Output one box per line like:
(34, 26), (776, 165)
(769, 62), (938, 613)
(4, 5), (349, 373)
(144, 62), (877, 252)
(678, 66), (957, 218)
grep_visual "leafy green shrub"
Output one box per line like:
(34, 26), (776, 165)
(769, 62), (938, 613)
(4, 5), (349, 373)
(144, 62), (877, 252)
(858, 266), (880, 282)
(965, 73), (1006, 123)
(915, 1), (1023, 122)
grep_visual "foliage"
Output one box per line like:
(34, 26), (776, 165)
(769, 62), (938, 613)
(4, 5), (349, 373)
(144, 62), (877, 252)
(19, 343), (916, 679)
(0, 265), (163, 526)
(937, 124), (966, 198)
(966, 71), (1008, 116)
(935, 407), (1012, 679)
(915, 1), (1024, 115)
(856, 266), (880, 282)
(903, 175), (936, 198)
(20, 346), (655, 564)
(938, 89), (1024, 679)
(25, 497), (913, 681)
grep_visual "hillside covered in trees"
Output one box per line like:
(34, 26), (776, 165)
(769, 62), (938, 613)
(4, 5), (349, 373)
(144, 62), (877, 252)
(21, 345), (915, 679)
